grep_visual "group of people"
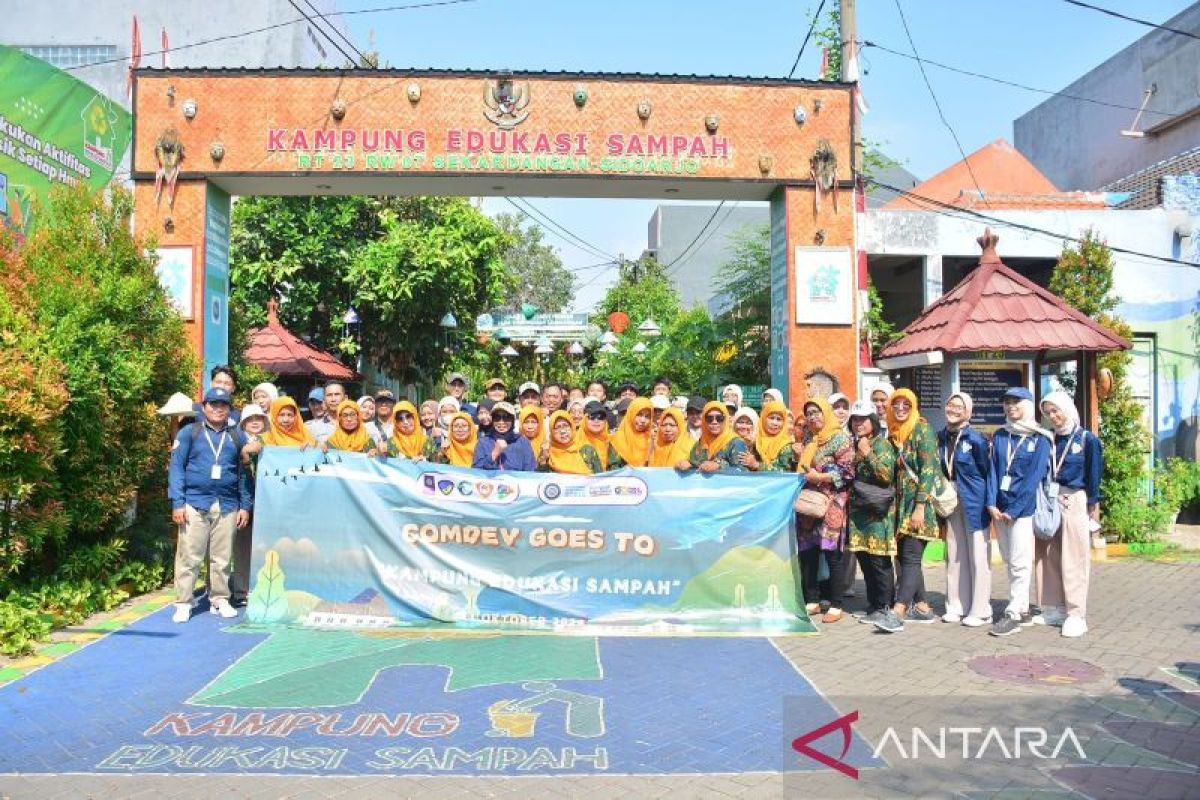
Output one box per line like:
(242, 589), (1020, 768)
(167, 366), (1103, 641)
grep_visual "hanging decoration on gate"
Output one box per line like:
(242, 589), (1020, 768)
(154, 127), (185, 209)
(810, 138), (838, 214)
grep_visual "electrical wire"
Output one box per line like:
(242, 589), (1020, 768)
(787, 0), (827, 79)
(892, 0), (986, 202)
(1059, 0), (1200, 42)
(503, 197), (618, 262)
(663, 201), (726, 274)
(868, 177), (1200, 270)
(860, 40), (1177, 118)
(64, 0), (480, 71)
(301, 0), (370, 65)
(287, 0), (357, 66)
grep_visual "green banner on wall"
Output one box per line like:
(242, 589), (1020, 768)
(0, 44), (132, 238)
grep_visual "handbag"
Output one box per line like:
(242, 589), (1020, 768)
(931, 431), (961, 518)
(1033, 432), (1072, 540)
(851, 480), (895, 517)
(794, 487), (831, 518)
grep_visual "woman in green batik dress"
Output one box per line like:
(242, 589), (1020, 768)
(845, 400), (897, 627)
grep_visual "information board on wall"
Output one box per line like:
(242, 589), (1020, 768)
(913, 366), (942, 414)
(957, 360), (1030, 432)
(202, 184), (231, 387)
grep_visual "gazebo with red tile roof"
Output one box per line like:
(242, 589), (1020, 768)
(876, 229), (1129, 431)
(245, 299), (358, 382)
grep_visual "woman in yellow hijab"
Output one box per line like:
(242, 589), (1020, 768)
(390, 400), (434, 460)
(518, 405), (547, 462)
(649, 407), (697, 469)
(324, 400), (378, 455)
(884, 387), (939, 627)
(795, 397), (855, 622)
(543, 410), (604, 474)
(611, 396), (654, 467)
(741, 400), (794, 471)
(436, 411), (478, 467)
(262, 397), (316, 448)
(692, 400), (748, 472)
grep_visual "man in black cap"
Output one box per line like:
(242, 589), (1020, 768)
(445, 372), (476, 418)
(367, 389), (397, 443)
(617, 381), (640, 403)
(685, 395), (706, 440)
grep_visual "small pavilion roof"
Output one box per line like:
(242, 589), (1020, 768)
(877, 229), (1130, 365)
(245, 300), (358, 381)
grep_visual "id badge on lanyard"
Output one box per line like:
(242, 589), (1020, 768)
(1000, 434), (1027, 493)
(205, 429), (227, 481)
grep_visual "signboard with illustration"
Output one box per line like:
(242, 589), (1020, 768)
(247, 448), (814, 636)
(202, 184), (231, 384)
(794, 246), (853, 325)
(0, 45), (132, 238)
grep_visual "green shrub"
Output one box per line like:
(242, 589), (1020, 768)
(55, 539), (128, 582)
(0, 600), (52, 656)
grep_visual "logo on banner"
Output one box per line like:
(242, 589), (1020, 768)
(421, 471), (520, 504)
(483, 77), (530, 128)
(537, 476), (647, 506)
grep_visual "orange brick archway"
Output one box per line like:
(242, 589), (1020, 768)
(131, 68), (859, 405)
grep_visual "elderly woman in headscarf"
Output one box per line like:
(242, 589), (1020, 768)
(579, 400), (623, 471)
(250, 382), (279, 415)
(419, 399), (443, 446)
(721, 384), (743, 413)
(739, 401), (794, 472)
(795, 398), (855, 622)
(262, 397), (316, 449)
(939, 391), (993, 628)
(869, 382), (895, 437)
(322, 400), (382, 456)
(986, 387), (1052, 638)
(611, 396), (655, 467)
(846, 399), (897, 626)
(544, 410), (605, 474)
(731, 407), (759, 448)
(437, 396), (461, 429)
(690, 401), (749, 473)
(566, 398), (586, 431)
(649, 407), (697, 470)
(873, 388), (939, 633)
(390, 400), (437, 460)
(1034, 391), (1102, 639)
(519, 405), (548, 464)
(435, 411), (478, 468)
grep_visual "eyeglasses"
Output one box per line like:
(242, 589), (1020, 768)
(587, 412), (608, 420)
(492, 414), (514, 423)
(892, 400), (912, 410)
(705, 414), (726, 423)
(396, 412), (414, 421)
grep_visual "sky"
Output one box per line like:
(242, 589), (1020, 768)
(340, 0), (1195, 311)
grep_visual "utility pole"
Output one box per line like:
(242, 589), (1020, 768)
(839, 0), (862, 175)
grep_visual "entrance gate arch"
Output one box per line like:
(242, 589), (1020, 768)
(131, 68), (859, 404)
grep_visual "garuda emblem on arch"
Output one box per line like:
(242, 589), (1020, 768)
(483, 78), (530, 128)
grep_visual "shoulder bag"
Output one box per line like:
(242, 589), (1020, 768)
(1033, 432), (1072, 540)
(794, 487), (830, 518)
(931, 431), (961, 519)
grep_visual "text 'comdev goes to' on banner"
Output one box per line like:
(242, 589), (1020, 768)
(266, 128), (732, 174)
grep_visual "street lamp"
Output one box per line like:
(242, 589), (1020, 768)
(568, 341), (585, 357)
(631, 342), (648, 355)
(638, 317), (661, 337)
(439, 312), (458, 329)
(600, 331), (618, 345)
(500, 344), (519, 357)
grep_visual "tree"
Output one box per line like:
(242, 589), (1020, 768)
(711, 224), (771, 385)
(2, 185), (195, 554)
(1050, 229), (1161, 542)
(230, 196), (513, 384)
(493, 212), (577, 313)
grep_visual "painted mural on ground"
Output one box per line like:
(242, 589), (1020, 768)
(0, 607), (872, 776)
(246, 448), (814, 635)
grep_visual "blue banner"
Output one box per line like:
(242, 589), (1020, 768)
(247, 447), (815, 635)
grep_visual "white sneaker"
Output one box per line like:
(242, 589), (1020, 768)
(942, 612), (962, 623)
(211, 599), (238, 619)
(172, 603), (192, 624)
(961, 616), (989, 627)
(1061, 616), (1087, 638)
(1032, 606), (1066, 626)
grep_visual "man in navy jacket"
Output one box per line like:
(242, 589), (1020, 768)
(168, 387), (253, 623)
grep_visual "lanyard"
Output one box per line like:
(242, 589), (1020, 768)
(1004, 434), (1028, 478)
(204, 427), (228, 463)
(941, 429), (964, 480)
(1052, 429), (1080, 478)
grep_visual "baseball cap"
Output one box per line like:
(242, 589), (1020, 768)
(239, 405), (267, 423)
(1003, 386), (1034, 402)
(848, 399), (875, 419)
(686, 395), (706, 413)
(373, 389), (396, 405)
(484, 377), (506, 390)
(307, 387), (325, 402)
(446, 372), (469, 387)
(491, 401), (517, 418)
(583, 400), (607, 417)
(829, 392), (850, 407)
(203, 387), (233, 405)
(650, 394), (671, 410)
(518, 381), (541, 396)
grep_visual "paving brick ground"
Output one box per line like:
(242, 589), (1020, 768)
(1, 557), (1197, 799)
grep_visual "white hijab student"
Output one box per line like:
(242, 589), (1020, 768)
(1033, 391), (1103, 638)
